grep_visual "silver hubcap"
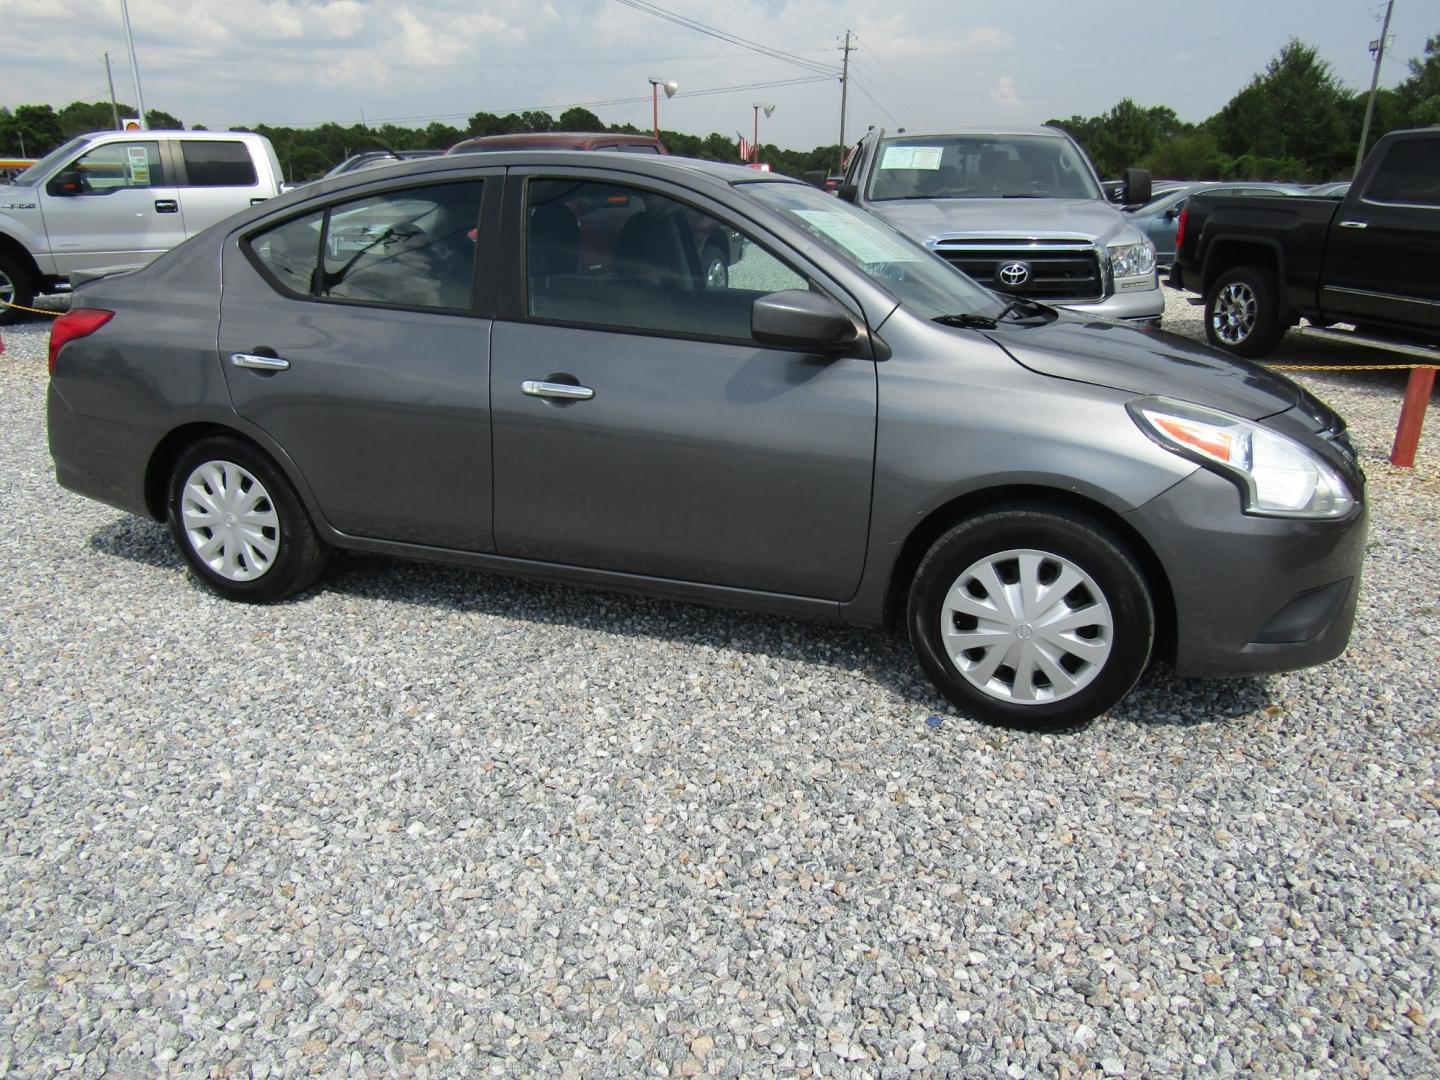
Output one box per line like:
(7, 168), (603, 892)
(940, 548), (1114, 706)
(1212, 281), (1256, 345)
(180, 460), (280, 581)
(705, 257), (727, 288)
(0, 269), (14, 306)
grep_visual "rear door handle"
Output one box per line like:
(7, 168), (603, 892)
(1338, 220), (1368, 229)
(154, 199), (179, 214)
(522, 380), (594, 401)
(231, 352), (290, 371)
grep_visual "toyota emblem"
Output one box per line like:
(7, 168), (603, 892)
(998, 261), (1031, 287)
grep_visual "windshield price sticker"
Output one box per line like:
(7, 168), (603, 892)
(880, 146), (943, 171)
(126, 146), (151, 185)
(793, 209), (919, 263)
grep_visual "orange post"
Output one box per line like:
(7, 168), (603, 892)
(1390, 366), (1436, 468)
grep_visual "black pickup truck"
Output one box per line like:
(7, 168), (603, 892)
(1172, 127), (1439, 357)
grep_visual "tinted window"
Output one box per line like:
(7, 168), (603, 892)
(615, 144), (662, 154)
(248, 181), (483, 309)
(1365, 138), (1440, 207)
(525, 178), (807, 339)
(181, 141), (258, 187)
(250, 212), (324, 294)
(68, 142), (164, 192)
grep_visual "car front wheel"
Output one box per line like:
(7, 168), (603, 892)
(0, 253), (36, 326)
(166, 436), (327, 602)
(907, 508), (1154, 729)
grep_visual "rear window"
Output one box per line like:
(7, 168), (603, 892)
(1364, 138), (1440, 207)
(181, 141), (258, 187)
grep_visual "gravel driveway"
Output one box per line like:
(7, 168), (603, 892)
(2, 291), (1437, 1078)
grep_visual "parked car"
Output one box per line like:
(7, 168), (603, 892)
(828, 127), (1164, 325)
(0, 130), (284, 323)
(448, 132), (666, 155)
(323, 149), (445, 178)
(1127, 182), (1306, 267)
(47, 152), (1366, 728)
(1172, 127), (1440, 357)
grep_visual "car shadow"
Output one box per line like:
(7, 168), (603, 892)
(87, 516), (1273, 730)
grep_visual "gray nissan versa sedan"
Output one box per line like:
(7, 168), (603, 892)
(46, 152), (1367, 728)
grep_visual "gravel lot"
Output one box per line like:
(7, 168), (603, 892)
(2, 290), (1437, 1078)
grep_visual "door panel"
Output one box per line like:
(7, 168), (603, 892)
(1322, 136), (1440, 329)
(490, 321), (876, 599)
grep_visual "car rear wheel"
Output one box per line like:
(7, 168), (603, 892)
(0, 253), (36, 326)
(1205, 265), (1286, 357)
(166, 436), (327, 602)
(907, 508), (1154, 729)
(702, 245), (728, 289)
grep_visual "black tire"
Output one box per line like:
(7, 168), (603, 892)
(165, 436), (327, 602)
(907, 507), (1154, 730)
(1204, 264), (1287, 358)
(0, 252), (36, 326)
(702, 245), (728, 289)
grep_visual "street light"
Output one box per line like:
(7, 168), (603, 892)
(648, 78), (678, 140)
(751, 103), (775, 164)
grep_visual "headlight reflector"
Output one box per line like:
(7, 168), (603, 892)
(1108, 240), (1156, 279)
(1130, 398), (1354, 518)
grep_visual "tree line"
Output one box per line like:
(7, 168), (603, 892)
(2, 32), (1436, 184)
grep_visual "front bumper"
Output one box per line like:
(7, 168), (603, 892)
(1124, 466), (1367, 678)
(1059, 281), (1166, 324)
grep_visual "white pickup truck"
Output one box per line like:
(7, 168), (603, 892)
(0, 130), (283, 322)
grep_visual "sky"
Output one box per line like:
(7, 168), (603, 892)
(0, 0), (1431, 151)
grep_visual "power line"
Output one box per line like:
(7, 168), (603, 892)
(610, 0), (841, 77)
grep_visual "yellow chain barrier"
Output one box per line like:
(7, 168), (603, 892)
(1267, 362), (1438, 372)
(0, 299), (63, 317)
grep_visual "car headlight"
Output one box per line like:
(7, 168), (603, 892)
(1108, 240), (1156, 279)
(1128, 398), (1355, 518)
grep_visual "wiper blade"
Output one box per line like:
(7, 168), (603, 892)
(933, 313), (998, 330)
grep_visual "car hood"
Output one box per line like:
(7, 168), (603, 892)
(866, 197), (1139, 246)
(988, 313), (1300, 420)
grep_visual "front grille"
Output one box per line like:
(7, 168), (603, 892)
(932, 238), (1103, 302)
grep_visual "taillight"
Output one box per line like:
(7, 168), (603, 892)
(1175, 206), (1189, 252)
(48, 308), (114, 375)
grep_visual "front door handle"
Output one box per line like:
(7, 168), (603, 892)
(522, 380), (594, 401)
(1338, 220), (1368, 229)
(231, 352), (290, 372)
(154, 199), (179, 214)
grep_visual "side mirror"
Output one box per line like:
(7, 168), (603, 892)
(752, 290), (857, 351)
(47, 170), (84, 196)
(801, 170), (827, 189)
(1122, 168), (1152, 208)
(1164, 206), (1180, 221)
(837, 183), (859, 204)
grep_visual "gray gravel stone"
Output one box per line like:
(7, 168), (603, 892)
(1, 288), (1438, 1077)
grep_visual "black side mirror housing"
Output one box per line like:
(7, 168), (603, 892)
(752, 290), (858, 351)
(836, 183), (859, 204)
(1122, 168), (1152, 208)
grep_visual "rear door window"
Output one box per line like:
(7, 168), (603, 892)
(1363, 138), (1440, 207)
(181, 141), (258, 187)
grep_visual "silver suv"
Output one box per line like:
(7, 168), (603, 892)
(835, 127), (1164, 325)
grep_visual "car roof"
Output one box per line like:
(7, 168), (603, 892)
(868, 125), (1072, 141)
(449, 132), (663, 152)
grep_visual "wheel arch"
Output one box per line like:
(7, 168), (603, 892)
(1200, 237), (1284, 298)
(882, 484), (1177, 664)
(0, 232), (42, 291)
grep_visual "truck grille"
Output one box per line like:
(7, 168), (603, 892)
(931, 239), (1103, 302)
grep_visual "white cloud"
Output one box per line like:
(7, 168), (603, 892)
(990, 75), (1019, 110)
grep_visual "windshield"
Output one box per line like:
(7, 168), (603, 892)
(866, 134), (1103, 202)
(745, 181), (1005, 321)
(11, 136), (92, 185)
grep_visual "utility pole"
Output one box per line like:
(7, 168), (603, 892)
(120, 0), (148, 129)
(103, 53), (121, 130)
(1355, 0), (1395, 177)
(837, 30), (854, 172)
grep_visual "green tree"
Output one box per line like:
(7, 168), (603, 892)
(1209, 39), (1357, 181)
(58, 100), (128, 137)
(7, 105), (65, 157)
(1395, 32), (1440, 127)
(1143, 129), (1225, 179)
(145, 108), (185, 130)
(1047, 100), (1187, 176)
(556, 107), (605, 132)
